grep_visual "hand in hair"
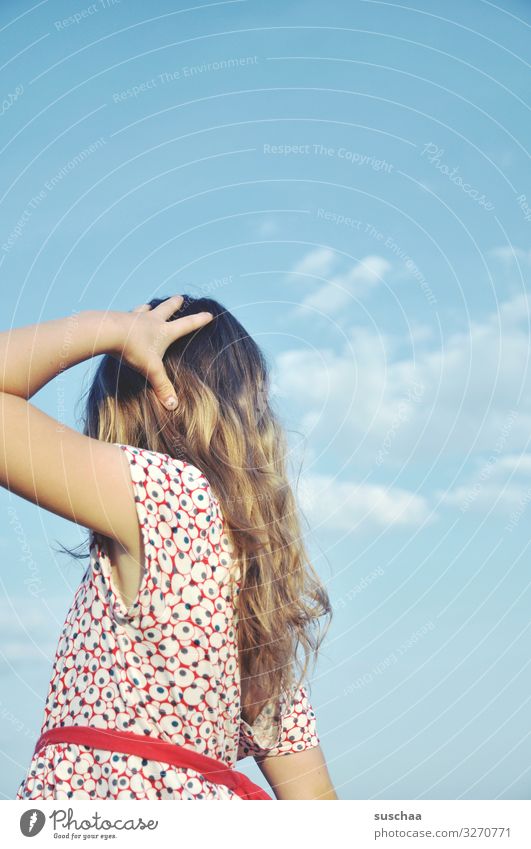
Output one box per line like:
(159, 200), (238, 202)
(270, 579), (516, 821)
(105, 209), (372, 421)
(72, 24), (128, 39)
(114, 295), (214, 410)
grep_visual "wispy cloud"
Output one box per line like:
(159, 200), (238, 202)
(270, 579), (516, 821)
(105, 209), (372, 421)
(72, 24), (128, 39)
(297, 473), (433, 531)
(287, 247), (391, 315)
(276, 291), (531, 478)
(291, 246), (337, 278)
(256, 216), (281, 237)
(489, 245), (531, 265)
(437, 452), (531, 515)
(301, 255), (392, 315)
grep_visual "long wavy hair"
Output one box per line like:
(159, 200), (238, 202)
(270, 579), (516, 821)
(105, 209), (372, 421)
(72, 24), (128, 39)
(69, 295), (332, 727)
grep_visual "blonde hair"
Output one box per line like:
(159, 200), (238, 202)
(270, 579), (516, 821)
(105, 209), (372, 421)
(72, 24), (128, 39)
(81, 295), (332, 726)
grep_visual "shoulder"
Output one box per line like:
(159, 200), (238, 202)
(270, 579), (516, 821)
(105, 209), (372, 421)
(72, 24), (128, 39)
(112, 443), (236, 594)
(112, 442), (218, 513)
(114, 442), (205, 481)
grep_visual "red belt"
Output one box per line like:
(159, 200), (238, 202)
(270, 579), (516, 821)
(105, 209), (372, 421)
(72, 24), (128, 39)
(34, 725), (272, 801)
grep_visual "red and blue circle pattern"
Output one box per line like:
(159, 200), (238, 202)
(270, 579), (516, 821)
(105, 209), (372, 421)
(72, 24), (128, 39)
(16, 444), (320, 800)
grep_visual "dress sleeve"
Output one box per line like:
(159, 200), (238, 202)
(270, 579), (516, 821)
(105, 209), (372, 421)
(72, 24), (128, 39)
(95, 442), (215, 623)
(237, 682), (320, 761)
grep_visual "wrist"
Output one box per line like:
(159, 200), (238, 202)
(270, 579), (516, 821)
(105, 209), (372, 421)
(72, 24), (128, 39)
(84, 309), (125, 357)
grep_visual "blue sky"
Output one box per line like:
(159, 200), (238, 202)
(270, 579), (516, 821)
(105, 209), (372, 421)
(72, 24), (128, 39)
(0, 0), (530, 800)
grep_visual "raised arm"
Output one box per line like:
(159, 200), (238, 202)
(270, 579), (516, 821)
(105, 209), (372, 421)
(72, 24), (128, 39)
(0, 298), (213, 550)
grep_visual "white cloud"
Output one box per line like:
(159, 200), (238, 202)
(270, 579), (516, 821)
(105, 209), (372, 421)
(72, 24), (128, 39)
(497, 291), (531, 324)
(496, 453), (531, 475)
(489, 246), (531, 265)
(256, 217), (280, 237)
(436, 451), (531, 515)
(408, 323), (435, 344)
(301, 255), (392, 315)
(287, 247), (391, 314)
(297, 473), (433, 531)
(437, 481), (531, 514)
(276, 291), (531, 481)
(291, 247), (337, 278)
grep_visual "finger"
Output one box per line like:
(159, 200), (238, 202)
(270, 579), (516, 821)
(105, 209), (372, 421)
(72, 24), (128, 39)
(168, 310), (214, 341)
(130, 303), (152, 314)
(150, 294), (184, 321)
(146, 359), (178, 410)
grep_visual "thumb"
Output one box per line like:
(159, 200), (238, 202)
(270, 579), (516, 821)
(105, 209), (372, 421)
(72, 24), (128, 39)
(148, 361), (178, 410)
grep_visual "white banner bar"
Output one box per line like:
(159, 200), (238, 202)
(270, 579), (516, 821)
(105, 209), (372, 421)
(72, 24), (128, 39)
(3, 799), (531, 848)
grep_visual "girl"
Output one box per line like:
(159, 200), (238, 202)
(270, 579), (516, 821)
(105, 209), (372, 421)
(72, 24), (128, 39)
(3, 294), (337, 800)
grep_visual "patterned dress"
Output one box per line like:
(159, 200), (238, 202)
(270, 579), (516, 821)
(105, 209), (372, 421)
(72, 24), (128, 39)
(16, 444), (320, 800)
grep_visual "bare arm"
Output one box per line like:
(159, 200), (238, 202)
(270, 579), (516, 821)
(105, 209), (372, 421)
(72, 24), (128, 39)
(0, 299), (213, 553)
(256, 745), (338, 800)
(0, 309), (139, 549)
(0, 309), (120, 401)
